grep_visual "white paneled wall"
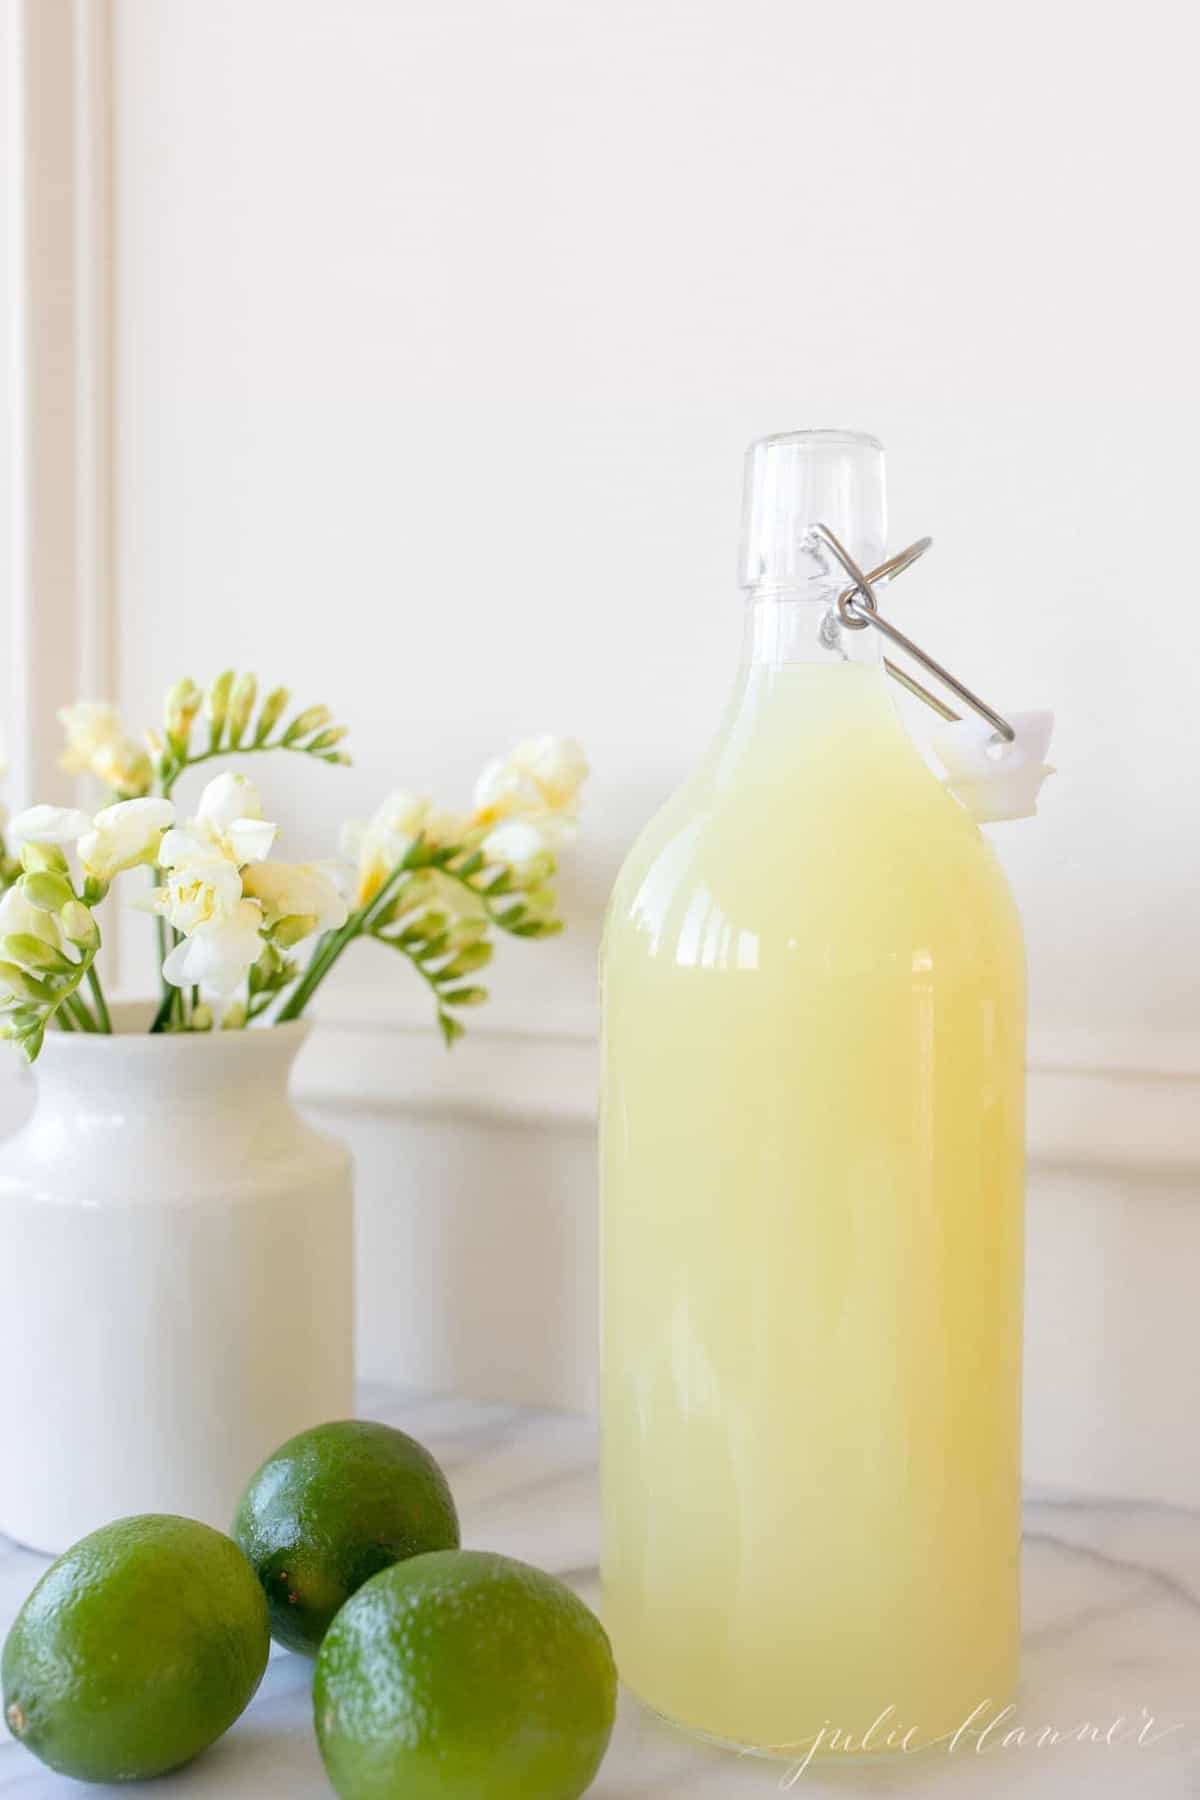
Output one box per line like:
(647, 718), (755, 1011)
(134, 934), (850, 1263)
(107, 0), (1200, 1069)
(3, 1), (1198, 1501)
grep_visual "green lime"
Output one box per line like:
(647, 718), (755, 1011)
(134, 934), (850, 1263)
(233, 1418), (460, 1655)
(1, 1513), (269, 1783)
(314, 1548), (617, 1800)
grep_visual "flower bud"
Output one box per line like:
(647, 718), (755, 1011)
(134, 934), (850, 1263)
(221, 1002), (248, 1030)
(254, 686), (290, 744)
(164, 678), (203, 745)
(1, 1013), (43, 1056)
(20, 844), (69, 877)
(445, 918), (488, 950)
(515, 851), (556, 888)
(307, 726), (348, 752)
(227, 673), (258, 746)
(59, 901), (100, 951)
(442, 940), (493, 978)
(191, 1003), (214, 1031)
(205, 670), (235, 730)
(443, 985), (489, 1007)
(0, 962), (53, 1004)
(284, 704), (332, 743)
(22, 871), (75, 912)
(273, 913), (318, 948)
(0, 933), (72, 974)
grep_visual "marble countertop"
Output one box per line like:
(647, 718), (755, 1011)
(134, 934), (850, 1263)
(2, 1384), (1198, 1798)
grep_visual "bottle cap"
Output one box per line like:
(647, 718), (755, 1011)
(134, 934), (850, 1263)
(739, 430), (887, 594)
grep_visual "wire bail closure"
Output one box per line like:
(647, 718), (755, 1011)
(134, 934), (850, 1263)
(812, 524), (1016, 744)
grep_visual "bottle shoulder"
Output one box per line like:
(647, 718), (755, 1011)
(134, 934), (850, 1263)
(604, 764), (1023, 976)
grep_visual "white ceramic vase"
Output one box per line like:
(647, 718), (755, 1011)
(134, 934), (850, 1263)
(0, 1008), (353, 1554)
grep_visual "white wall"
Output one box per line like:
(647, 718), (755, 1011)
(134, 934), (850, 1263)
(2, 1), (1198, 1500)
(109, 0), (1200, 1069)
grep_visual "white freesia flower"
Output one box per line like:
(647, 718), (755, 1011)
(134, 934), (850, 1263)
(151, 833), (244, 935)
(162, 899), (265, 997)
(58, 703), (124, 775)
(473, 735), (589, 824)
(512, 735), (590, 809)
(58, 701), (152, 797)
(471, 736), (588, 865)
(147, 774), (277, 951)
(194, 773), (278, 864)
(6, 804), (93, 848)
(342, 791), (430, 906)
(78, 798), (175, 882)
(241, 861), (349, 935)
(480, 818), (549, 867)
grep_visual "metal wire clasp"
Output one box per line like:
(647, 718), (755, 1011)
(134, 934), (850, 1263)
(812, 524), (1015, 743)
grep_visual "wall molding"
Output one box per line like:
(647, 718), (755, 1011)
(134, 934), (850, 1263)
(6, 0), (115, 804)
(294, 1017), (1200, 1177)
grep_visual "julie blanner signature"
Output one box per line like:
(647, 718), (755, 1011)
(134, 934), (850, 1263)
(771, 1701), (1184, 1785)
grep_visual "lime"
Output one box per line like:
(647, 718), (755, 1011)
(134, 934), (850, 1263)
(233, 1418), (460, 1655)
(1, 1513), (269, 1783)
(314, 1548), (617, 1800)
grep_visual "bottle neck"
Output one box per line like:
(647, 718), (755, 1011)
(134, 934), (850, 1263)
(740, 587), (883, 673)
(701, 588), (905, 787)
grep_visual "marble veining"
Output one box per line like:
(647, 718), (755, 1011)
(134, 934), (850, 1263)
(1, 1383), (1197, 1798)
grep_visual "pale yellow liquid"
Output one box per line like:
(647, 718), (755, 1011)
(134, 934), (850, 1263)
(600, 658), (1025, 1758)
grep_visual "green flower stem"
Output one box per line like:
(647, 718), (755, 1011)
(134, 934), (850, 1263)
(275, 863), (416, 1023)
(160, 736), (345, 800)
(87, 966), (113, 1034)
(153, 888), (171, 1013)
(65, 992), (99, 1033)
(148, 985), (178, 1034)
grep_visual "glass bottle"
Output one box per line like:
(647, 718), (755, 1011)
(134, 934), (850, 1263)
(600, 430), (1025, 1758)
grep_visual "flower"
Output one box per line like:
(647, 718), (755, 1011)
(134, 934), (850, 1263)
(152, 838), (244, 935)
(162, 899), (266, 997)
(146, 773), (277, 960)
(193, 773), (277, 864)
(6, 804), (93, 848)
(473, 735), (589, 827)
(471, 736), (588, 866)
(58, 703), (123, 773)
(78, 798), (175, 882)
(59, 702), (152, 797)
(242, 861), (349, 938)
(342, 791), (429, 907)
(480, 818), (551, 868)
(91, 737), (154, 798)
